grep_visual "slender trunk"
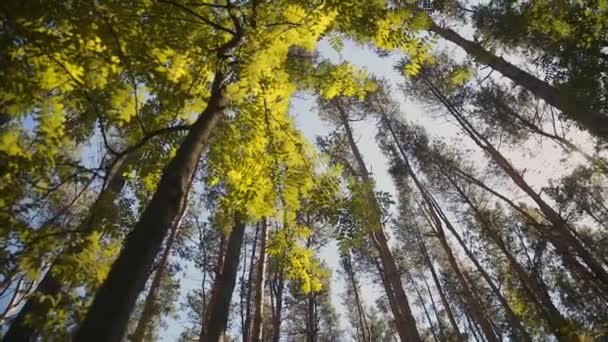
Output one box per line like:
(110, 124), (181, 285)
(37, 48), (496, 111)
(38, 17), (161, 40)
(250, 220), (268, 342)
(130, 182), (190, 342)
(270, 270), (284, 342)
(449, 179), (573, 341)
(427, 20), (608, 141)
(75, 74), (227, 342)
(346, 254), (371, 342)
(463, 306), (483, 342)
(5, 152), (136, 342)
(200, 215), (247, 342)
(415, 231), (462, 341)
(243, 225), (260, 341)
(400, 152), (498, 341)
(306, 293), (317, 342)
(422, 76), (608, 291)
(419, 270), (445, 340)
(380, 109), (467, 341)
(335, 97), (421, 342)
(438, 208), (531, 341)
(431, 220), (499, 342)
(406, 272), (440, 342)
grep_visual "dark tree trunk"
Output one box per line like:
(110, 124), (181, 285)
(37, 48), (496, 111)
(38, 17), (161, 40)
(335, 97), (422, 342)
(406, 272), (440, 342)
(428, 20), (608, 141)
(200, 215), (247, 342)
(250, 220), (268, 342)
(419, 270), (445, 340)
(449, 179), (574, 341)
(421, 76), (608, 292)
(5, 152), (135, 342)
(306, 293), (317, 342)
(345, 253), (371, 342)
(270, 270), (285, 342)
(74, 74), (227, 342)
(438, 207), (532, 341)
(382, 113), (499, 342)
(415, 231), (462, 341)
(242, 224), (260, 341)
(380, 109), (466, 341)
(129, 184), (190, 342)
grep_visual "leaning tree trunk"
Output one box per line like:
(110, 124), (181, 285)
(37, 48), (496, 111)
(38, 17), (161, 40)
(242, 225), (259, 341)
(74, 74), (227, 342)
(250, 220), (268, 342)
(200, 215), (247, 342)
(129, 180), (191, 342)
(383, 115), (499, 342)
(421, 76), (608, 291)
(335, 97), (422, 342)
(306, 292), (317, 342)
(415, 229), (463, 341)
(379, 109), (466, 341)
(345, 253), (372, 342)
(436, 204), (532, 342)
(4, 151), (137, 342)
(270, 269), (285, 342)
(449, 179), (574, 341)
(427, 20), (608, 141)
(406, 272), (441, 342)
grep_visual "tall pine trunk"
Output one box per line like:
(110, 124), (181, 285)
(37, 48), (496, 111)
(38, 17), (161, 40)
(250, 220), (268, 342)
(449, 179), (574, 341)
(344, 253), (371, 342)
(200, 215), (247, 342)
(74, 74), (227, 342)
(435, 203), (532, 341)
(129, 180), (190, 342)
(306, 292), (317, 342)
(5, 152), (135, 342)
(242, 225), (260, 341)
(335, 98), (422, 342)
(427, 20), (608, 141)
(407, 272), (440, 342)
(414, 229), (463, 341)
(421, 77), (608, 291)
(381, 111), (499, 342)
(270, 269), (285, 342)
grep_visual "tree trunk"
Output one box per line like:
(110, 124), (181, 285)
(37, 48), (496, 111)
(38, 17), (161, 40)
(335, 97), (422, 342)
(421, 76), (608, 291)
(130, 182), (190, 342)
(406, 272), (440, 342)
(74, 74), (227, 342)
(380, 110), (465, 341)
(427, 20), (608, 141)
(431, 222), (500, 342)
(387, 131), (498, 341)
(242, 225), (260, 341)
(345, 253), (371, 342)
(306, 293), (317, 342)
(415, 231), (462, 341)
(419, 270), (445, 340)
(449, 179), (573, 341)
(5, 152), (136, 342)
(250, 220), (268, 342)
(437, 206), (532, 341)
(200, 215), (247, 342)
(270, 270), (284, 342)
